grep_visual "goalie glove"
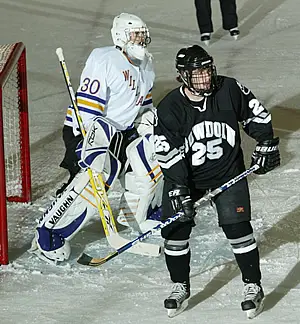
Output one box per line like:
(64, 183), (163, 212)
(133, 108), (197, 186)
(251, 137), (280, 174)
(168, 184), (195, 222)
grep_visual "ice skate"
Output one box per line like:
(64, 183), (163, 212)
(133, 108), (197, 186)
(164, 282), (190, 318)
(28, 235), (58, 265)
(201, 33), (211, 46)
(241, 283), (264, 319)
(229, 28), (240, 40)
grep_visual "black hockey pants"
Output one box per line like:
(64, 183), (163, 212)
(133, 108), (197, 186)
(194, 0), (238, 33)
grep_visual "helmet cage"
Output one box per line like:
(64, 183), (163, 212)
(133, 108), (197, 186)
(176, 46), (217, 96)
(180, 64), (216, 96)
(125, 27), (151, 48)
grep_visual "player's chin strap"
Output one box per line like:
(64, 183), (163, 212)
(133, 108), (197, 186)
(77, 164), (259, 267)
(55, 48), (160, 257)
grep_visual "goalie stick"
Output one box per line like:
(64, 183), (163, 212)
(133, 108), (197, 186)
(77, 164), (259, 266)
(55, 47), (161, 257)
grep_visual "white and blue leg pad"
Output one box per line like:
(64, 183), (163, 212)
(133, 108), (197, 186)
(31, 170), (99, 262)
(76, 116), (121, 189)
(117, 134), (164, 233)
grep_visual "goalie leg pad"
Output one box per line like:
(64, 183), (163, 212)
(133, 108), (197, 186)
(117, 135), (164, 233)
(33, 170), (99, 262)
(76, 117), (119, 170)
(76, 116), (121, 190)
(102, 150), (121, 190)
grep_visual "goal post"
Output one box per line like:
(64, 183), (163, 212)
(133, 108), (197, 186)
(0, 42), (31, 265)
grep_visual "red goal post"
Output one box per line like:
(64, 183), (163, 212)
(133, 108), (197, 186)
(0, 42), (31, 265)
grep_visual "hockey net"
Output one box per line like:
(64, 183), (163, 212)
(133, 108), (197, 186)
(0, 42), (31, 265)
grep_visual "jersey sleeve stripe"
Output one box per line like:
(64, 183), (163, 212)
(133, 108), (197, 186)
(77, 98), (105, 112)
(64, 118), (73, 127)
(66, 108), (72, 116)
(243, 113), (271, 125)
(65, 116), (72, 123)
(157, 153), (183, 169)
(78, 106), (103, 117)
(156, 148), (180, 162)
(77, 91), (106, 105)
(142, 98), (153, 106)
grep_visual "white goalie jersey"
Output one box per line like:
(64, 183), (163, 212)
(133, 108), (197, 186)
(64, 46), (155, 133)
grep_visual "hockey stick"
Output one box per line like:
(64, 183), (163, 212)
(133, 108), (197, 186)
(77, 164), (259, 266)
(55, 48), (160, 257)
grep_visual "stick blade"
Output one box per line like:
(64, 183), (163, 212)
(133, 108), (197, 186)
(77, 253), (94, 266)
(107, 233), (162, 257)
(77, 252), (110, 267)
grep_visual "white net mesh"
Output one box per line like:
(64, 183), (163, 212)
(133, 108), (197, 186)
(0, 44), (23, 197)
(0, 44), (14, 73)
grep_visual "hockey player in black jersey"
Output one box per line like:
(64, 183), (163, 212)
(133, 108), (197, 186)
(154, 45), (280, 318)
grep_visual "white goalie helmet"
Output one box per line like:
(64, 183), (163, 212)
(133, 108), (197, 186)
(111, 13), (151, 62)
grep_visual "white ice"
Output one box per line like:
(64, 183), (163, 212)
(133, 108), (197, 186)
(1, 0), (300, 323)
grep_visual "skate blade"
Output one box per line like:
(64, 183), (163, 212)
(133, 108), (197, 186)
(167, 300), (188, 318)
(232, 35), (239, 41)
(246, 300), (264, 319)
(203, 40), (210, 46)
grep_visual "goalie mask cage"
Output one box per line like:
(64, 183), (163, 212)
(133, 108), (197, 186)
(0, 42), (31, 265)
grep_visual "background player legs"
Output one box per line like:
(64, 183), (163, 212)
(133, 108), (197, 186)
(194, 0), (214, 34)
(219, 0), (238, 31)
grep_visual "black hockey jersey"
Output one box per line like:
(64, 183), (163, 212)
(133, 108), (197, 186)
(154, 76), (274, 189)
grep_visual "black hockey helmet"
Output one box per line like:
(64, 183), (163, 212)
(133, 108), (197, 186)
(175, 45), (217, 96)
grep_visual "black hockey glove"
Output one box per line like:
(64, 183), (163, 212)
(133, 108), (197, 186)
(60, 125), (83, 175)
(251, 137), (280, 174)
(168, 184), (195, 222)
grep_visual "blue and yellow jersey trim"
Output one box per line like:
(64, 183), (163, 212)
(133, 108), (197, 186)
(77, 91), (106, 113)
(141, 87), (153, 107)
(64, 92), (107, 126)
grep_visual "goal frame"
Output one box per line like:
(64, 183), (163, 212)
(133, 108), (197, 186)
(0, 42), (31, 265)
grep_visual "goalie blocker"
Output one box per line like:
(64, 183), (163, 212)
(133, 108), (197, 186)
(31, 116), (163, 262)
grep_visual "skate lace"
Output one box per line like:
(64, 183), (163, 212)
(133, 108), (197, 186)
(168, 283), (187, 302)
(243, 283), (260, 301)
